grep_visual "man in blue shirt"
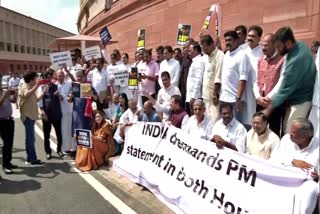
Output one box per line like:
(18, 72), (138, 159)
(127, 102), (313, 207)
(39, 70), (63, 159)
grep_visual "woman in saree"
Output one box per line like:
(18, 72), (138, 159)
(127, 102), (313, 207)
(75, 110), (114, 171)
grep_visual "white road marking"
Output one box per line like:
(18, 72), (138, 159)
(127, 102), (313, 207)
(34, 124), (137, 214)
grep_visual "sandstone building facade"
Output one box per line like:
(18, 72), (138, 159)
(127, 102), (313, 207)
(78, 0), (320, 61)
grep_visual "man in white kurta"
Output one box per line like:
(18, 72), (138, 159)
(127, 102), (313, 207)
(158, 46), (181, 88)
(242, 26), (264, 126)
(270, 119), (319, 214)
(186, 42), (205, 114)
(88, 59), (111, 108)
(143, 71), (181, 121)
(200, 35), (224, 123)
(246, 112), (280, 159)
(184, 99), (214, 140)
(220, 31), (252, 126)
(56, 70), (74, 153)
(309, 47), (319, 138)
(210, 102), (247, 152)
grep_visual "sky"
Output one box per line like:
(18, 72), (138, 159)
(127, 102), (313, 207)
(1, 0), (79, 34)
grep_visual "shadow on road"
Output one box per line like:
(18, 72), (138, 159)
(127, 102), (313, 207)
(0, 179), (41, 194)
(12, 161), (77, 179)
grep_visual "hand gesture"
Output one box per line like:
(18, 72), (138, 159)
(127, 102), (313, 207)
(292, 159), (313, 170)
(257, 97), (271, 108)
(236, 99), (243, 112)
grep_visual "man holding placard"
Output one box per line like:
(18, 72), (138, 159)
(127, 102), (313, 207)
(87, 58), (111, 110)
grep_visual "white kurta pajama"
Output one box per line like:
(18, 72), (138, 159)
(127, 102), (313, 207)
(186, 54), (205, 102)
(270, 134), (319, 214)
(56, 80), (75, 152)
(220, 47), (254, 125)
(158, 58), (181, 87)
(242, 45), (263, 125)
(202, 48), (224, 123)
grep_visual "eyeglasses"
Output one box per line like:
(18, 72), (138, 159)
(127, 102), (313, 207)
(193, 108), (203, 111)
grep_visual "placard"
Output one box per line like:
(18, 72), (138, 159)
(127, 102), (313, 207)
(137, 29), (146, 50)
(100, 26), (112, 45)
(176, 24), (192, 46)
(75, 129), (92, 148)
(49, 51), (73, 69)
(81, 83), (91, 98)
(202, 4), (222, 36)
(84, 46), (102, 61)
(72, 82), (91, 98)
(128, 67), (139, 90)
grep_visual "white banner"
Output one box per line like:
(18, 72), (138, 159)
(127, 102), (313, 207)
(114, 122), (308, 214)
(84, 45), (102, 61)
(49, 51), (73, 69)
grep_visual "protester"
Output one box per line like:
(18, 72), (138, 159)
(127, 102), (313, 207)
(200, 35), (224, 123)
(68, 70), (98, 134)
(173, 47), (182, 63)
(104, 93), (120, 122)
(270, 118), (319, 214)
(168, 95), (189, 129)
(114, 99), (139, 154)
(245, 25), (264, 73)
(253, 33), (285, 136)
(8, 73), (20, 109)
(88, 58), (111, 110)
(309, 47), (319, 138)
(155, 45), (164, 65)
(113, 49), (123, 65)
(39, 70), (64, 159)
(184, 99), (214, 140)
(113, 92), (129, 125)
(75, 110), (114, 171)
(138, 100), (161, 122)
(246, 112), (280, 159)
(234, 25), (248, 50)
(186, 42), (205, 115)
(0, 78), (17, 175)
(121, 53), (131, 72)
(310, 40), (320, 59)
(158, 46), (181, 88)
(179, 45), (192, 106)
(210, 102), (247, 152)
(142, 72), (180, 121)
(219, 31), (251, 127)
(264, 27), (316, 134)
(140, 49), (159, 104)
(56, 70), (74, 154)
(19, 71), (46, 166)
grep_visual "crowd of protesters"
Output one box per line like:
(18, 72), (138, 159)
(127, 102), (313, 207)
(0, 25), (319, 213)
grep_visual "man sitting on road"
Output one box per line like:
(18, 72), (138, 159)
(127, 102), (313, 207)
(184, 99), (214, 140)
(270, 118), (319, 214)
(138, 100), (161, 122)
(142, 71), (180, 121)
(246, 112), (280, 159)
(210, 102), (247, 152)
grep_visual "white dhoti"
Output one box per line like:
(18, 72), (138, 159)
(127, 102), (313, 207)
(294, 180), (319, 214)
(61, 112), (75, 152)
(204, 98), (219, 124)
(309, 105), (319, 139)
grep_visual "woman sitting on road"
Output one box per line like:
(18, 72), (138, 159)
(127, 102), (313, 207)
(75, 110), (114, 171)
